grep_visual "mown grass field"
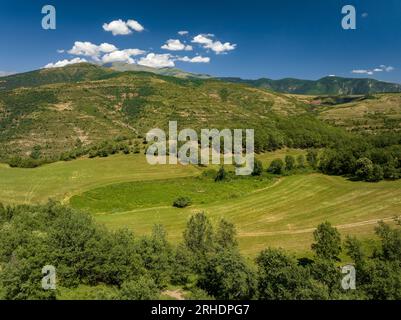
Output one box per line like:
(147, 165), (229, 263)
(76, 173), (401, 255)
(1, 150), (400, 256)
(0, 154), (200, 204)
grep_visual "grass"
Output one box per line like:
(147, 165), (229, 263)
(79, 173), (401, 256)
(0, 149), (301, 205)
(1, 150), (400, 256)
(70, 174), (276, 213)
(57, 284), (119, 300)
(256, 148), (306, 166)
(0, 154), (200, 204)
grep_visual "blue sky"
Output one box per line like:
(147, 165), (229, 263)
(1, 0), (401, 82)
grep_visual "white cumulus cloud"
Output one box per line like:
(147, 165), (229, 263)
(192, 34), (214, 45)
(385, 66), (395, 72)
(161, 39), (192, 51)
(103, 19), (144, 35)
(352, 69), (374, 75)
(102, 49), (146, 64)
(126, 19), (145, 32)
(44, 58), (88, 69)
(178, 30), (189, 36)
(138, 53), (175, 68)
(68, 41), (117, 60)
(191, 34), (236, 54)
(178, 56), (210, 63)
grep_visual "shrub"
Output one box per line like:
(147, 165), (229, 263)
(198, 249), (256, 300)
(307, 149), (319, 169)
(268, 159), (284, 174)
(285, 155), (295, 171)
(297, 155), (306, 168)
(119, 276), (159, 300)
(369, 164), (384, 182)
(355, 157), (374, 181)
(173, 196), (192, 208)
(252, 160), (263, 176)
(214, 166), (227, 182)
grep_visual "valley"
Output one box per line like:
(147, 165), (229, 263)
(1, 64), (401, 257)
(2, 0), (401, 301)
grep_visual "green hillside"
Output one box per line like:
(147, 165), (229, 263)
(222, 76), (401, 95)
(1, 63), (342, 162)
(0, 63), (117, 91)
(318, 93), (401, 133)
(108, 62), (212, 79)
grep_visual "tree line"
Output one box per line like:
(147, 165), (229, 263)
(7, 137), (142, 168)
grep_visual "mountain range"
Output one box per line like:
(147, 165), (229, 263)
(109, 63), (401, 95)
(220, 76), (401, 95)
(1, 62), (400, 95)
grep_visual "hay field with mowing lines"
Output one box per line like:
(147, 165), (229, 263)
(1, 150), (400, 255)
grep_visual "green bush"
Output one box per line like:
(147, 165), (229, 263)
(252, 160), (263, 176)
(268, 159), (284, 174)
(173, 196), (192, 208)
(214, 166), (227, 182)
(119, 276), (159, 300)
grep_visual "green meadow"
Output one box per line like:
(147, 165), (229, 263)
(1, 149), (399, 256)
(0, 154), (199, 204)
(75, 173), (401, 255)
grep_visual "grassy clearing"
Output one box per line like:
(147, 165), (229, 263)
(86, 173), (401, 255)
(70, 174), (276, 213)
(256, 149), (306, 166)
(0, 154), (200, 204)
(0, 149), (301, 205)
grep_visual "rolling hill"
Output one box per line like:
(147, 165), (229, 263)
(318, 93), (401, 133)
(1, 62), (400, 163)
(0, 63), (117, 91)
(107, 62), (212, 79)
(221, 76), (401, 95)
(0, 63), (317, 161)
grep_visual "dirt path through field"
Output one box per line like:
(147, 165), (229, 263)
(239, 217), (395, 237)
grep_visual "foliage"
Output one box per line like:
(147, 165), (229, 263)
(0, 202), (401, 300)
(297, 154), (306, 168)
(198, 249), (256, 300)
(252, 160), (263, 176)
(268, 159), (284, 174)
(173, 196), (192, 208)
(183, 212), (214, 265)
(256, 248), (329, 300)
(311, 222), (342, 261)
(215, 219), (238, 249)
(285, 155), (295, 171)
(214, 166), (227, 182)
(119, 276), (159, 300)
(306, 149), (319, 169)
(318, 138), (401, 182)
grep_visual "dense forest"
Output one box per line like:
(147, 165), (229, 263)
(0, 202), (400, 300)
